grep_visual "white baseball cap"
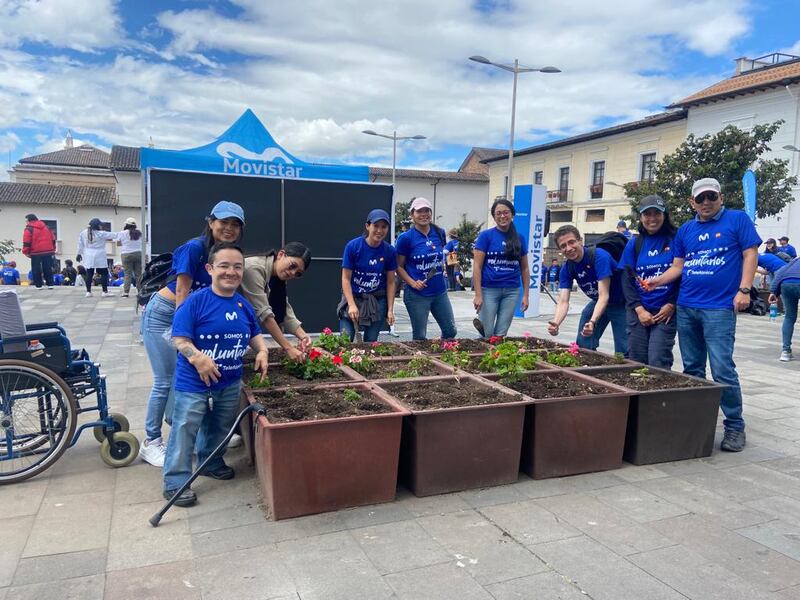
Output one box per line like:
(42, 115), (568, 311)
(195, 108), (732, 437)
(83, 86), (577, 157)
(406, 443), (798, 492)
(124, 217), (137, 226)
(410, 197), (433, 212)
(691, 178), (721, 198)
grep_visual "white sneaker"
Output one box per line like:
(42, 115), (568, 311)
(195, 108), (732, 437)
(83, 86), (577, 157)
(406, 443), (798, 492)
(101, 292), (114, 298)
(139, 437), (166, 467)
(47, 286), (53, 289)
(780, 351), (792, 362)
(228, 433), (243, 448)
(85, 292), (93, 297)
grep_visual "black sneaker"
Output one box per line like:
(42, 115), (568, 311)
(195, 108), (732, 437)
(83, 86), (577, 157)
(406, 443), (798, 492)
(472, 318), (485, 338)
(720, 429), (746, 452)
(201, 464), (235, 480)
(163, 488), (197, 507)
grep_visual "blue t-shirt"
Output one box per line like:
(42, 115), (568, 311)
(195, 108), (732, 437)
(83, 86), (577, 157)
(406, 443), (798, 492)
(2, 268), (20, 284)
(342, 236), (398, 295)
(779, 244), (797, 258)
(759, 253), (789, 273)
(474, 227), (529, 288)
(395, 226), (447, 297)
(444, 240), (459, 254)
(672, 208), (762, 309)
(172, 288), (261, 393)
(166, 237), (211, 293)
(559, 246), (623, 304)
(618, 234), (677, 311)
(548, 264), (560, 282)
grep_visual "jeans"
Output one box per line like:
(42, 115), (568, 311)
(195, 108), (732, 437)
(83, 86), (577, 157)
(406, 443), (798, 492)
(121, 252), (142, 295)
(403, 288), (457, 340)
(781, 282), (800, 353)
(340, 296), (388, 343)
(677, 306), (744, 432)
(577, 301), (628, 355)
(478, 287), (521, 338)
(446, 265), (457, 291)
(163, 382), (241, 491)
(549, 282), (558, 293)
(626, 307), (677, 369)
(142, 294), (177, 441)
(30, 254), (54, 288)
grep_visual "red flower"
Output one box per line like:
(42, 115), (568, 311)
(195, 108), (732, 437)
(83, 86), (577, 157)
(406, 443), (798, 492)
(332, 355), (343, 365)
(309, 349), (322, 360)
(489, 335), (503, 344)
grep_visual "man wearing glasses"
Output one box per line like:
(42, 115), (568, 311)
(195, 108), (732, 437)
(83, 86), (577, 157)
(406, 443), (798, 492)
(645, 178), (760, 452)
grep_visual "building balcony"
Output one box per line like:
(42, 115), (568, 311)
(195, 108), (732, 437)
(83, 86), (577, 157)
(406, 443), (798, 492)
(547, 188), (573, 207)
(590, 183), (603, 199)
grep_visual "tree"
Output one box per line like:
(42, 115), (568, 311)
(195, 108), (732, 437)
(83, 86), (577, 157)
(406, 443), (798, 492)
(624, 121), (797, 226)
(451, 213), (483, 273)
(394, 200), (411, 238)
(0, 239), (17, 263)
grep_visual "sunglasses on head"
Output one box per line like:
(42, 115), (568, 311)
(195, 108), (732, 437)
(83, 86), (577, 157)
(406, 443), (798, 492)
(694, 192), (719, 203)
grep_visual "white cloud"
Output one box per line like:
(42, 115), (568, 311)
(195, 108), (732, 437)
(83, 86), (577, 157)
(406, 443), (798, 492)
(0, 132), (20, 153)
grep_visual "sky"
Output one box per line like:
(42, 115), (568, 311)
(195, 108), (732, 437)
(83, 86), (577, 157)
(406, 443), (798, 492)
(1, 0), (799, 180)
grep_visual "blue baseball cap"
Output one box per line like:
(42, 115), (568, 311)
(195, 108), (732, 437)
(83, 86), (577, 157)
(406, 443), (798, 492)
(210, 200), (245, 224)
(366, 208), (391, 225)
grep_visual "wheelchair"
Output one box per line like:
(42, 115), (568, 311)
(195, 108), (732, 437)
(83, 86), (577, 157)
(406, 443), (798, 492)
(0, 290), (139, 484)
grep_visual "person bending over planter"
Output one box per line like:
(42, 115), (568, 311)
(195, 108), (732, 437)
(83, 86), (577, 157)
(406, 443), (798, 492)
(140, 200), (245, 468)
(769, 256), (800, 362)
(164, 242), (268, 507)
(618, 195), (679, 369)
(337, 209), (397, 342)
(395, 197), (456, 340)
(241, 242), (313, 362)
(472, 198), (530, 338)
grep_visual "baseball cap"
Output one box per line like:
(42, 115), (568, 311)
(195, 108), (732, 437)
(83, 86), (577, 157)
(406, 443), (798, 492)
(638, 194), (666, 213)
(691, 178), (721, 198)
(89, 218), (102, 228)
(210, 201), (245, 224)
(410, 197), (433, 212)
(617, 220), (627, 228)
(779, 236), (790, 242)
(766, 238), (777, 245)
(366, 208), (390, 224)
(124, 217), (137, 226)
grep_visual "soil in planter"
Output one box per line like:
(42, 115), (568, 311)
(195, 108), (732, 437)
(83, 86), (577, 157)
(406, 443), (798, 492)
(505, 336), (565, 350)
(500, 372), (613, 399)
(404, 339), (488, 354)
(255, 387), (392, 423)
(365, 359), (442, 380)
(459, 354), (545, 374)
(382, 379), (522, 409)
(349, 342), (411, 356)
(589, 368), (710, 392)
(546, 350), (625, 367)
(244, 363), (344, 389)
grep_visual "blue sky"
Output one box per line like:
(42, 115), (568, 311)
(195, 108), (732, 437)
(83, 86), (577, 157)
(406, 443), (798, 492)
(1, 0), (799, 178)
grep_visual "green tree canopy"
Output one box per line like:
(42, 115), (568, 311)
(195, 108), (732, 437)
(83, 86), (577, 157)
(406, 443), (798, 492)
(394, 200), (411, 238)
(0, 239), (17, 262)
(623, 120), (797, 226)
(451, 213), (483, 273)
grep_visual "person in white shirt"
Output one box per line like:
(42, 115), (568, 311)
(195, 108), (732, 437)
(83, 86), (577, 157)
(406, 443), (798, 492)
(117, 217), (143, 298)
(76, 218), (117, 297)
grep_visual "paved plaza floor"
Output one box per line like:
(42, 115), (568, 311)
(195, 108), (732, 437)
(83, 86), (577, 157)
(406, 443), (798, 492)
(1, 285), (800, 599)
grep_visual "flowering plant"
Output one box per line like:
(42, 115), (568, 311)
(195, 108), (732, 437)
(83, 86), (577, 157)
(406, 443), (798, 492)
(478, 341), (540, 380)
(369, 341), (395, 357)
(545, 342), (581, 367)
(437, 340), (471, 370)
(488, 335), (504, 345)
(337, 347), (376, 375)
(281, 348), (341, 380)
(316, 327), (351, 353)
(246, 373), (272, 388)
(390, 353), (433, 379)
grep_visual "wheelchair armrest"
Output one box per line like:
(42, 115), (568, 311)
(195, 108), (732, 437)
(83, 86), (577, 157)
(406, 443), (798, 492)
(26, 322), (63, 333)
(1, 330), (64, 346)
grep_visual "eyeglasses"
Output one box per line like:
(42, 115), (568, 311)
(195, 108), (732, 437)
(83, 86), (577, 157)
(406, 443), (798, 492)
(212, 263), (243, 272)
(694, 192), (720, 203)
(494, 210), (513, 217)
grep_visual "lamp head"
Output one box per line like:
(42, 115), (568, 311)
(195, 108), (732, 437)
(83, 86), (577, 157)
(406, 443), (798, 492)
(540, 66), (561, 73)
(469, 55), (492, 65)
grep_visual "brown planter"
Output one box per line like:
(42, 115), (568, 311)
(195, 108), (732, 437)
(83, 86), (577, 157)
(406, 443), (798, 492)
(541, 347), (639, 369)
(246, 383), (408, 520)
(376, 375), (527, 497)
(575, 366), (725, 465)
(484, 370), (630, 479)
(362, 356), (454, 381)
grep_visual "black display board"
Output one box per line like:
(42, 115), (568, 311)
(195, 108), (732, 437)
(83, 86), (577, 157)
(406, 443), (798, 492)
(147, 169), (392, 332)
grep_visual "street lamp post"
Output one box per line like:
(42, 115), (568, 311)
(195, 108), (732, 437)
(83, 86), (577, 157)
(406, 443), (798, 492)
(362, 129), (427, 192)
(469, 56), (560, 201)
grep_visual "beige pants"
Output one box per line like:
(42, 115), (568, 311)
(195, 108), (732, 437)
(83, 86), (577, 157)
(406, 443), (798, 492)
(121, 252), (143, 294)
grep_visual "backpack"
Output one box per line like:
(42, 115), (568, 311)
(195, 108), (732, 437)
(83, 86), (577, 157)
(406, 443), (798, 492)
(566, 231), (629, 279)
(747, 288), (768, 316)
(136, 253), (175, 310)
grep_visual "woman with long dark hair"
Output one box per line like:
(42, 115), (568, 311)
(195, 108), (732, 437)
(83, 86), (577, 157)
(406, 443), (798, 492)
(619, 195), (679, 369)
(139, 201), (245, 467)
(76, 218), (117, 297)
(471, 198), (530, 338)
(117, 217), (143, 298)
(241, 242), (313, 361)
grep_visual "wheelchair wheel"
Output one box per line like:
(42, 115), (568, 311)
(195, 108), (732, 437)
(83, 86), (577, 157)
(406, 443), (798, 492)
(0, 359), (77, 484)
(93, 412), (131, 443)
(100, 432), (140, 468)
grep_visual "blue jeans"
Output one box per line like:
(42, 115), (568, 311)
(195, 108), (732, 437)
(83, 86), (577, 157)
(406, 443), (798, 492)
(549, 282), (558, 293)
(781, 282), (800, 352)
(479, 287), (521, 338)
(142, 294), (176, 441)
(403, 288), (457, 340)
(626, 307), (677, 369)
(340, 296), (388, 343)
(677, 307), (744, 432)
(576, 300), (628, 355)
(163, 382), (241, 491)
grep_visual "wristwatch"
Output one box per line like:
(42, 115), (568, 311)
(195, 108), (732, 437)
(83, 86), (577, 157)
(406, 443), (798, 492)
(738, 287), (751, 294)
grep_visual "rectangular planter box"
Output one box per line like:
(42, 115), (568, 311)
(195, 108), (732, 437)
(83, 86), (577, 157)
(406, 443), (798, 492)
(484, 370), (630, 479)
(363, 356), (454, 381)
(246, 383), (408, 520)
(401, 338), (491, 355)
(541, 347), (639, 369)
(376, 375), (527, 497)
(575, 366), (725, 465)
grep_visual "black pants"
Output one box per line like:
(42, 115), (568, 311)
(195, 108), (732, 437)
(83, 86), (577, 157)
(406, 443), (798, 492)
(31, 254), (54, 288)
(86, 268), (109, 293)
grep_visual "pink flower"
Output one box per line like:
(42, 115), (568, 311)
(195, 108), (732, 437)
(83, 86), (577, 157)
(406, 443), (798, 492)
(350, 355), (363, 364)
(371, 341), (380, 347)
(568, 342), (580, 357)
(523, 331), (531, 339)
(442, 341), (460, 352)
(322, 327), (332, 335)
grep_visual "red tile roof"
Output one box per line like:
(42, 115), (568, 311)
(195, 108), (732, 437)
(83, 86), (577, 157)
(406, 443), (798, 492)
(0, 183), (117, 207)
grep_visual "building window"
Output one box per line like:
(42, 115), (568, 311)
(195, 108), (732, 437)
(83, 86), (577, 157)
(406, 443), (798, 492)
(640, 153), (656, 183)
(534, 171), (543, 185)
(585, 209), (605, 223)
(41, 219), (59, 240)
(558, 167), (570, 202)
(98, 221), (112, 232)
(550, 210), (573, 223)
(591, 161), (605, 199)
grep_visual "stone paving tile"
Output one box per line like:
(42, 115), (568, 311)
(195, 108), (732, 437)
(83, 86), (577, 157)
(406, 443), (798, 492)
(193, 545), (296, 600)
(612, 464), (671, 483)
(0, 481), (48, 520)
(12, 549), (106, 586)
(717, 463), (800, 501)
(736, 519), (800, 561)
(513, 471), (628, 499)
(743, 495), (800, 526)
(629, 544), (775, 600)
(775, 585), (800, 599)
(532, 535), (687, 600)
(0, 517), (33, 588)
(338, 500), (416, 530)
(384, 562), (493, 600)
(484, 571), (588, 600)
(351, 519), (451, 575)
(590, 484), (690, 523)
(277, 531), (393, 600)
(417, 510), (549, 585)
(393, 489), (472, 517)
(761, 456), (800, 478)
(3, 574), (105, 600)
(105, 559), (202, 600)
(458, 483), (530, 509)
(479, 499), (582, 547)
(188, 502), (265, 535)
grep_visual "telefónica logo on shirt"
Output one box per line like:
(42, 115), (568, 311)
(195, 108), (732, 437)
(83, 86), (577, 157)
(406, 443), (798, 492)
(698, 233), (710, 241)
(225, 311), (238, 321)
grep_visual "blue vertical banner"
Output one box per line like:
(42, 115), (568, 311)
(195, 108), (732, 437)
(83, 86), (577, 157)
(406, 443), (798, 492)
(742, 169), (756, 222)
(514, 184), (547, 318)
